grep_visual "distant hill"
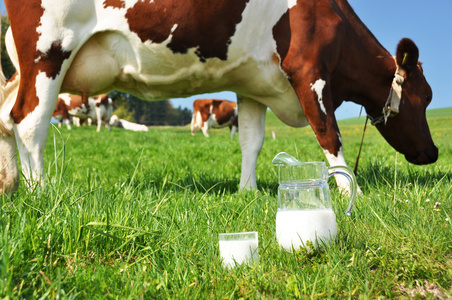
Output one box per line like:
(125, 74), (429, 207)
(265, 107), (452, 128)
(426, 107), (452, 118)
(337, 107), (452, 126)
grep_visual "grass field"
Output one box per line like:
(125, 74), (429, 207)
(1, 108), (451, 299)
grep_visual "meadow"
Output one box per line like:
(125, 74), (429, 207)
(1, 108), (451, 299)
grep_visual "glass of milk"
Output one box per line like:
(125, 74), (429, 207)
(272, 152), (357, 252)
(218, 232), (259, 268)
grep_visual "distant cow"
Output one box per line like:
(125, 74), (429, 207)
(191, 99), (238, 137)
(109, 115), (149, 132)
(53, 96), (72, 130)
(0, 0), (438, 195)
(53, 94), (114, 132)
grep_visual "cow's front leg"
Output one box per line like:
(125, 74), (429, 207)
(65, 118), (72, 130)
(73, 117), (80, 127)
(238, 97), (267, 190)
(12, 89), (59, 191)
(95, 107), (103, 132)
(295, 76), (357, 194)
(230, 125), (237, 138)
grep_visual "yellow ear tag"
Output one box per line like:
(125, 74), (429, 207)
(402, 52), (409, 65)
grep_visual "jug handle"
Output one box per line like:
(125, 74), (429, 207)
(327, 166), (357, 215)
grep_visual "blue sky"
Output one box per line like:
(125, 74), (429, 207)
(1, 1), (450, 120)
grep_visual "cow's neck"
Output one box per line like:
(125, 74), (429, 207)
(333, 0), (397, 117)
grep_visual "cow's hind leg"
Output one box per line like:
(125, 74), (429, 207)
(0, 73), (20, 194)
(201, 121), (209, 137)
(65, 118), (72, 130)
(95, 106), (103, 132)
(0, 134), (19, 194)
(238, 97), (266, 190)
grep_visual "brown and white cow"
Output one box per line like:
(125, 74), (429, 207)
(53, 94), (114, 132)
(190, 99), (238, 138)
(53, 96), (72, 130)
(0, 0), (437, 195)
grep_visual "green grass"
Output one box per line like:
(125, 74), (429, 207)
(1, 108), (451, 299)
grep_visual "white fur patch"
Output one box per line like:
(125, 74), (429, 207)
(207, 114), (220, 128)
(310, 79), (327, 115)
(323, 147), (350, 193)
(323, 147), (346, 166)
(195, 111), (203, 129)
(288, 0), (297, 9)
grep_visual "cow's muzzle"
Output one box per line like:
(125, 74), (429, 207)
(405, 145), (439, 165)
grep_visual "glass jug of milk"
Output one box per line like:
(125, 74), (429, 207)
(272, 152), (357, 252)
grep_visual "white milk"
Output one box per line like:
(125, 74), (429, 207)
(218, 238), (259, 268)
(276, 209), (337, 251)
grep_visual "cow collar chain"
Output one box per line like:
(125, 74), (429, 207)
(368, 66), (405, 126)
(355, 66), (404, 174)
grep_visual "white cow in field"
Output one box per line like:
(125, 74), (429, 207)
(109, 115), (149, 132)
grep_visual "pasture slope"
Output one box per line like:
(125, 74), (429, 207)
(0, 107), (451, 298)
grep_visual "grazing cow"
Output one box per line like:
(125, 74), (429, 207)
(52, 96), (72, 130)
(0, 0), (438, 195)
(53, 94), (114, 132)
(191, 99), (238, 138)
(109, 115), (149, 132)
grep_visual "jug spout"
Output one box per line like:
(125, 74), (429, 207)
(272, 152), (301, 166)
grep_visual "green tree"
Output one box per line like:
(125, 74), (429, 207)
(109, 91), (135, 121)
(109, 91), (192, 126)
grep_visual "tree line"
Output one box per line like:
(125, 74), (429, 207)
(110, 91), (193, 126)
(0, 16), (193, 126)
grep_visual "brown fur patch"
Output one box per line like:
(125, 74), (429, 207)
(125, 0), (250, 62)
(8, 0), (71, 124)
(272, 10), (291, 63)
(103, 0), (125, 9)
(36, 41), (72, 80)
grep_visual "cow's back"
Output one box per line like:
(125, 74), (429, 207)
(8, 0), (293, 104)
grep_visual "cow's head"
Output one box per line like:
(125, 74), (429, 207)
(371, 38), (438, 165)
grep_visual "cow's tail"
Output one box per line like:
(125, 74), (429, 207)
(0, 22), (18, 137)
(0, 13), (9, 137)
(0, 14), (5, 88)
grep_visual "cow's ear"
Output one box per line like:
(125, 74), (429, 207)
(396, 38), (419, 73)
